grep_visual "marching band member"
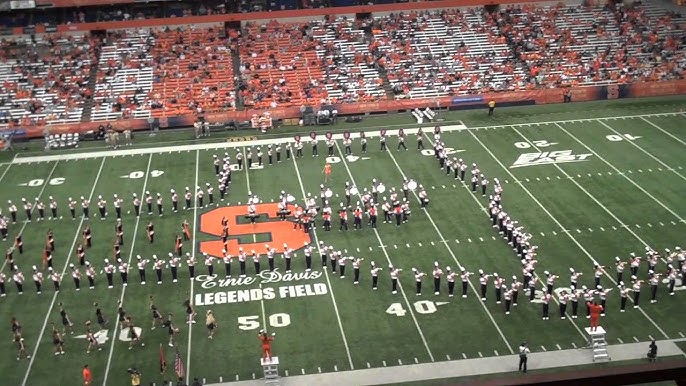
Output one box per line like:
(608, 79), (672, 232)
(461, 268), (473, 298)
(7, 200), (17, 224)
(154, 255), (164, 284)
(145, 192), (153, 215)
(132, 193), (140, 217)
(615, 257), (626, 283)
(629, 253), (641, 276)
(511, 276), (522, 306)
(184, 187), (192, 210)
(596, 285), (611, 315)
(85, 261), (96, 289)
(504, 288), (514, 315)
(171, 189), (179, 213)
(32, 266), (43, 294)
(196, 186), (205, 208)
(223, 251), (232, 277)
(593, 263), (605, 288)
(118, 259), (129, 286)
(147, 222), (154, 243)
(113, 194), (122, 219)
(204, 252), (215, 276)
(541, 288), (551, 320)
(104, 259), (115, 288)
(206, 183), (214, 206)
(175, 234), (183, 256)
(569, 288), (580, 318)
(12, 267), (24, 294)
(338, 255), (348, 278)
(82, 225), (91, 248)
(35, 198), (45, 221)
(413, 268), (426, 296)
(352, 257), (363, 284)
(137, 255), (149, 284)
(432, 262), (443, 296)
(618, 282), (629, 312)
(22, 198), (32, 222)
(649, 271), (661, 304)
(48, 267), (60, 292)
(371, 262), (381, 290)
(493, 273), (504, 304)
(156, 193), (164, 216)
(238, 248), (247, 277)
(169, 253), (180, 283)
(478, 270), (491, 301)
(186, 252), (197, 279)
(252, 250), (261, 274)
(70, 264), (81, 291)
(569, 268), (582, 290)
(115, 219), (124, 246)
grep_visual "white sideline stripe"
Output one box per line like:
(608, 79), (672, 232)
(21, 157), (107, 386)
(11, 126), (468, 164)
(102, 154), (154, 386)
(186, 149), (200, 383)
(597, 120), (686, 183)
(291, 149), (355, 370)
(509, 126), (669, 339)
(334, 141), (435, 362)
(640, 116), (686, 147)
(469, 111), (684, 131)
(0, 160), (59, 274)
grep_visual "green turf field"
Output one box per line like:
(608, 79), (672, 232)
(1, 98), (686, 386)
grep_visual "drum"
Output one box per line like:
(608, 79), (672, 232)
(349, 186), (359, 195)
(376, 183), (386, 194)
(407, 180), (418, 190)
(324, 189), (333, 198)
(286, 194), (296, 203)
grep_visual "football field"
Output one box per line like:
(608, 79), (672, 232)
(1, 107), (686, 385)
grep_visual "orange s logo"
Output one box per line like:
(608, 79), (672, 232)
(199, 203), (311, 256)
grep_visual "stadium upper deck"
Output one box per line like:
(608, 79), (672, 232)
(0, 1), (685, 127)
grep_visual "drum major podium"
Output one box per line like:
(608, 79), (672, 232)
(261, 356), (280, 384)
(585, 326), (611, 362)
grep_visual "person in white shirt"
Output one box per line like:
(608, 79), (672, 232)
(518, 342), (530, 372)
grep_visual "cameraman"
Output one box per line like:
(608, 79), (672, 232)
(128, 368), (141, 386)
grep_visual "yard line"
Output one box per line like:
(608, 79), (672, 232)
(291, 152), (355, 370)
(102, 154), (154, 386)
(186, 149), (200, 384)
(334, 141), (435, 362)
(21, 157), (107, 386)
(640, 117), (686, 147)
(597, 120), (686, 182)
(0, 158), (14, 182)
(388, 140), (514, 354)
(504, 127), (669, 339)
(0, 160), (59, 274)
(555, 122), (686, 225)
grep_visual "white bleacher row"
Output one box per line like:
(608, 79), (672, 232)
(91, 34), (155, 121)
(376, 14), (518, 99)
(0, 35), (91, 124)
(312, 19), (386, 101)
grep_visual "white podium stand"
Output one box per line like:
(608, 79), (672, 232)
(261, 356), (280, 384)
(585, 326), (610, 362)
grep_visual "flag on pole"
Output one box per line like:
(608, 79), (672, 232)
(174, 349), (185, 379)
(159, 343), (167, 374)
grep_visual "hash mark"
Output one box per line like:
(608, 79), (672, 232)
(597, 172), (603, 176)
(455, 239), (460, 244)
(576, 229), (581, 233)
(628, 170), (633, 174)
(536, 177), (540, 181)
(478, 352), (483, 358)
(612, 226), (618, 230)
(369, 247), (373, 251)
(479, 237), (484, 242)
(334, 365), (338, 372)
(398, 359), (403, 365)
(505, 180), (509, 184)
(468, 238), (472, 243)
(660, 222), (665, 226)
(431, 186), (435, 190)
(600, 227), (605, 231)
(556, 344), (562, 350)
(418, 242), (422, 247)
(382, 361), (387, 367)
(647, 223), (652, 228)
(607, 171), (613, 175)
(367, 362), (371, 368)
(572, 343), (577, 348)
(552, 231), (557, 235)
(431, 241), (435, 246)
(318, 367), (322, 373)
(671, 221), (677, 225)
(633, 337), (640, 342)
(588, 228), (593, 232)
(587, 173), (592, 177)
(406, 243), (410, 248)
(540, 232), (545, 237)
(491, 236), (496, 240)
(638, 169), (643, 173)
(452, 184), (456, 188)
(557, 175), (561, 179)
(577, 174), (581, 178)
(394, 245), (398, 249)
(648, 169), (653, 172)
(546, 177), (550, 181)
(617, 338), (623, 344)
(648, 335), (654, 341)
(494, 350), (499, 356)
(415, 357), (420, 363)
(236, 375), (239, 381)
(679, 332), (685, 338)
(462, 353), (467, 359)
(442, 185), (446, 189)
(356, 248), (360, 252)
(252, 373), (256, 379)
(541, 346), (547, 352)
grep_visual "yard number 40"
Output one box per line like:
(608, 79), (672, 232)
(386, 301), (438, 316)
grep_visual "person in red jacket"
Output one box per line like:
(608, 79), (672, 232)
(587, 301), (603, 331)
(258, 330), (275, 362)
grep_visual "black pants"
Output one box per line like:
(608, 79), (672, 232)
(240, 261), (246, 276)
(354, 268), (360, 283)
(134, 205), (140, 217)
(268, 259), (275, 272)
(462, 281), (468, 297)
(518, 355), (527, 372)
(302, 257), (308, 271)
(139, 269), (146, 283)
(392, 279), (398, 293)
(171, 267), (178, 281)
(372, 276), (378, 289)
(620, 297), (627, 311)
(254, 262), (260, 274)
(571, 301), (578, 317)
(106, 273), (113, 287)
(87, 276), (95, 288)
(156, 269), (162, 283)
(415, 281), (422, 295)
(224, 263), (231, 277)
(321, 254), (327, 267)
(189, 266), (195, 278)
(434, 278), (440, 294)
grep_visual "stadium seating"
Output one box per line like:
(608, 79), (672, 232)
(0, 34), (97, 125)
(91, 30), (155, 121)
(148, 27), (237, 118)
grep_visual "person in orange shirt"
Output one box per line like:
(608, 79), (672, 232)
(322, 162), (332, 183)
(82, 364), (92, 385)
(587, 301), (603, 332)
